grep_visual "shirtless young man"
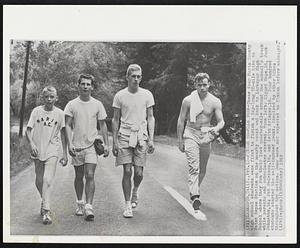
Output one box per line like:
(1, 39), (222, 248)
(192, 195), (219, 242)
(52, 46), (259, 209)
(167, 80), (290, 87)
(177, 72), (225, 215)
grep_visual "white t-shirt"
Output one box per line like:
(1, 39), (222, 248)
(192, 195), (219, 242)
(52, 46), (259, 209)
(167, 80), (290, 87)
(64, 96), (107, 148)
(27, 106), (65, 161)
(112, 87), (155, 127)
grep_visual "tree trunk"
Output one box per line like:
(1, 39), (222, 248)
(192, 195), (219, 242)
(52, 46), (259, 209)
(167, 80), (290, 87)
(19, 41), (31, 137)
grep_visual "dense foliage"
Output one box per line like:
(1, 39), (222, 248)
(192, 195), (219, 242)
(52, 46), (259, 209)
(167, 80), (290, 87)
(10, 41), (245, 146)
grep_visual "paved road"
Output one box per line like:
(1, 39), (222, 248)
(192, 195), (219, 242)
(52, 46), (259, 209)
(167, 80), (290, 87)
(10, 142), (244, 236)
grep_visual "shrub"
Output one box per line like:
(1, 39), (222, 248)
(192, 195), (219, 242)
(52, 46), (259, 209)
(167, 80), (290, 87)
(10, 132), (32, 177)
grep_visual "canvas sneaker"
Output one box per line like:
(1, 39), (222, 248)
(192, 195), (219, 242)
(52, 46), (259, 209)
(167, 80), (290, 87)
(123, 205), (133, 218)
(75, 200), (85, 216)
(84, 204), (94, 221)
(42, 210), (52, 225)
(192, 198), (201, 210)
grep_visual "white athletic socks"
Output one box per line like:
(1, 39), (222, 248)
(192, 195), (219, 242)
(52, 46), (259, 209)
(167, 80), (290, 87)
(125, 201), (131, 207)
(77, 199), (85, 204)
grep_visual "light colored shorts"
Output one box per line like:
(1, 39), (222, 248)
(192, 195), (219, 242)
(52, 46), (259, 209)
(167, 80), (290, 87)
(115, 133), (147, 167)
(72, 145), (98, 166)
(33, 156), (58, 167)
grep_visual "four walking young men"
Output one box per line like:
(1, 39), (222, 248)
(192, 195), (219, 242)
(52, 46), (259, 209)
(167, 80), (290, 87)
(26, 65), (224, 224)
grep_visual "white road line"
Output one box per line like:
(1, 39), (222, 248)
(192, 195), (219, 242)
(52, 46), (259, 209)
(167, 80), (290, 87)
(163, 186), (207, 221)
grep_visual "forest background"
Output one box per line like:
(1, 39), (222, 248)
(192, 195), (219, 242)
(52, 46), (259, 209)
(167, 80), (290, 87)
(10, 41), (245, 144)
(9, 41), (246, 176)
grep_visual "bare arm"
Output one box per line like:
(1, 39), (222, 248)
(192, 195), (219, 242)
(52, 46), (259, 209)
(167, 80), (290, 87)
(147, 106), (155, 142)
(213, 99), (225, 133)
(65, 115), (76, 157)
(177, 98), (189, 152)
(60, 127), (67, 156)
(60, 127), (68, 166)
(26, 127), (38, 157)
(98, 119), (109, 157)
(112, 107), (121, 156)
(25, 126), (34, 147)
(147, 106), (155, 154)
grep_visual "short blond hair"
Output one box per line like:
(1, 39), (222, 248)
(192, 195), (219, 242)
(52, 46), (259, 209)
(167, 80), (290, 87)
(126, 64), (142, 77)
(42, 86), (57, 96)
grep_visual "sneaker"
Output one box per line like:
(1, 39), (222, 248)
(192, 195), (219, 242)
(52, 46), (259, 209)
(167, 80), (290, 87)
(123, 205), (133, 218)
(75, 200), (85, 216)
(192, 198), (201, 210)
(84, 204), (94, 221)
(131, 192), (138, 209)
(42, 210), (52, 225)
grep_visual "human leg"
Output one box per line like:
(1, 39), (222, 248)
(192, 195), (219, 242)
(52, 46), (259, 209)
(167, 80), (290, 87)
(198, 144), (211, 188)
(184, 138), (202, 210)
(184, 138), (201, 199)
(42, 157), (58, 211)
(122, 164), (133, 202)
(34, 160), (44, 198)
(133, 165), (144, 190)
(74, 165), (84, 201)
(190, 144), (211, 212)
(131, 143), (147, 208)
(34, 160), (45, 215)
(122, 163), (133, 218)
(131, 165), (144, 208)
(73, 165), (85, 216)
(84, 163), (96, 205)
(81, 146), (98, 221)
(116, 134), (135, 217)
(40, 157), (57, 224)
(83, 163), (96, 221)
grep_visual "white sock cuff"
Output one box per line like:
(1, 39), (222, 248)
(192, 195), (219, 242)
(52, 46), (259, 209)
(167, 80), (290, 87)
(77, 199), (85, 204)
(85, 203), (93, 209)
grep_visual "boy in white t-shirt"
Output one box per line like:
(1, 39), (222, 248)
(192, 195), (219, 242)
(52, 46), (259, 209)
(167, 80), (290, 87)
(65, 74), (109, 221)
(26, 86), (68, 225)
(112, 64), (155, 218)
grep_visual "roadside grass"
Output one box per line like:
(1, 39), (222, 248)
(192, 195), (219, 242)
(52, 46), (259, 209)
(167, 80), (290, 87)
(155, 135), (245, 160)
(10, 132), (32, 178)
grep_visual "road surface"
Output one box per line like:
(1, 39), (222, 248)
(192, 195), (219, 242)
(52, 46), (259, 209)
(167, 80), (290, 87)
(10, 142), (244, 236)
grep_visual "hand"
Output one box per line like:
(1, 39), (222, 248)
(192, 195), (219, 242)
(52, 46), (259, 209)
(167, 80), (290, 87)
(60, 154), (68, 167)
(68, 144), (76, 157)
(210, 126), (220, 135)
(147, 140), (155, 154)
(112, 142), (118, 157)
(103, 145), (109, 158)
(178, 140), (185, 153)
(30, 143), (39, 158)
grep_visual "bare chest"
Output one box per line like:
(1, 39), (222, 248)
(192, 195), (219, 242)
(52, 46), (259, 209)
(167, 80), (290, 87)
(200, 98), (215, 116)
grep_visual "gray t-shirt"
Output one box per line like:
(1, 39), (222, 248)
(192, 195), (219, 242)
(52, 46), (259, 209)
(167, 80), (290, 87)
(112, 87), (154, 127)
(27, 105), (65, 161)
(64, 97), (107, 148)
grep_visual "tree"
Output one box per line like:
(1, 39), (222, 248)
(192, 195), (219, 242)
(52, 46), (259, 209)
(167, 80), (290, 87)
(10, 41), (246, 146)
